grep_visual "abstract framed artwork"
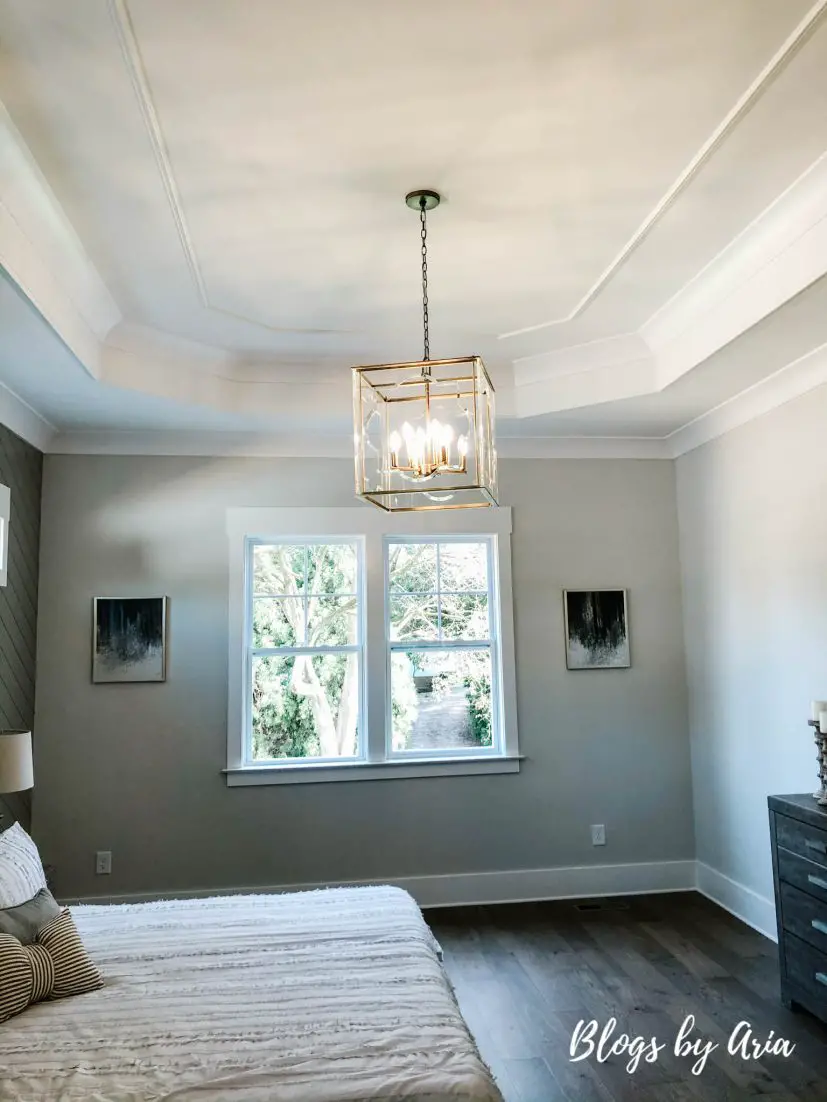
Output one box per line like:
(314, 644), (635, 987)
(563, 589), (630, 670)
(93, 597), (168, 683)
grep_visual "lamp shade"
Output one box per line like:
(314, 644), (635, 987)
(0, 731), (33, 793)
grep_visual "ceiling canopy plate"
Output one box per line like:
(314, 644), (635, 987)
(405, 190), (441, 211)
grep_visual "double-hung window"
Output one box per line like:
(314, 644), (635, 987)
(248, 540), (364, 763)
(387, 538), (501, 757)
(226, 507), (518, 784)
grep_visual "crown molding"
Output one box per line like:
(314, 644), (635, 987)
(32, 332), (827, 461)
(0, 104), (120, 377)
(48, 430), (355, 458)
(506, 150), (827, 417)
(498, 0), (827, 340)
(108, 0), (207, 306)
(25, 340), (827, 461)
(108, 0), (350, 342)
(497, 436), (670, 460)
(46, 429), (673, 460)
(513, 333), (649, 386)
(647, 152), (827, 389)
(514, 355), (656, 418)
(667, 341), (827, 457)
(644, 151), (827, 351)
(0, 379), (56, 452)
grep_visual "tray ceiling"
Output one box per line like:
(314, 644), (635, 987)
(0, 0), (826, 453)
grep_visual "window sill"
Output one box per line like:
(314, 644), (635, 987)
(224, 756), (523, 786)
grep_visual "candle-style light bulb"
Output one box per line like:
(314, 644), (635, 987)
(457, 434), (468, 472)
(389, 430), (402, 469)
(429, 419), (442, 471)
(414, 426), (427, 475)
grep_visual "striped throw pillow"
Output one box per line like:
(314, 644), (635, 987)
(0, 823), (48, 908)
(0, 909), (104, 1023)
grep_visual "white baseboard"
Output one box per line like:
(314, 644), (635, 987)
(400, 859), (697, 907)
(62, 858), (696, 909)
(64, 860), (780, 945)
(695, 861), (777, 942)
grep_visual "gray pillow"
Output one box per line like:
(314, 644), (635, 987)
(0, 887), (62, 945)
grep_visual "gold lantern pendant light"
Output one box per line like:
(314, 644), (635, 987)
(352, 190), (498, 511)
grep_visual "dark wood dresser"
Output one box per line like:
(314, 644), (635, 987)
(769, 793), (827, 1022)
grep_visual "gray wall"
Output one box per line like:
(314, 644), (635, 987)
(33, 455), (693, 899)
(0, 423), (42, 828)
(676, 387), (827, 903)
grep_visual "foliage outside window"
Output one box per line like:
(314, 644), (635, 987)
(249, 541), (362, 762)
(387, 538), (498, 756)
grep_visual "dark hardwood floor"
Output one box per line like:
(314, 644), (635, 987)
(428, 892), (827, 1102)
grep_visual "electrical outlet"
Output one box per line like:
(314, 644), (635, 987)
(590, 824), (606, 846)
(95, 850), (112, 875)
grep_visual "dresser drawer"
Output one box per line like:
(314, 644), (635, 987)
(784, 932), (827, 1017)
(780, 880), (827, 954)
(775, 811), (827, 869)
(777, 846), (827, 902)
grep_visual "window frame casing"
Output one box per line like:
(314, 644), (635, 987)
(225, 507), (519, 786)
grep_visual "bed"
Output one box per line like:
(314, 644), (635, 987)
(1, 885), (503, 1102)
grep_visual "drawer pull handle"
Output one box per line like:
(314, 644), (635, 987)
(812, 919), (827, 936)
(817, 972), (827, 987)
(808, 874), (827, 891)
(805, 839), (827, 855)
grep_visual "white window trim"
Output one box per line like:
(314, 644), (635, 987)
(225, 507), (519, 785)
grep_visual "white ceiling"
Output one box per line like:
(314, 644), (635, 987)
(0, 0), (826, 455)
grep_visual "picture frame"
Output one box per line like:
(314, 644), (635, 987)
(563, 589), (630, 670)
(93, 597), (168, 683)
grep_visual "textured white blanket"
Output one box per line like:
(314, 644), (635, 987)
(0, 886), (502, 1102)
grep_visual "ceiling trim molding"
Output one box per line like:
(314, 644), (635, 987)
(508, 148), (827, 417)
(667, 341), (827, 457)
(47, 429), (671, 460)
(643, 150), (827, 350)
(108, 0), (208, 305)
(0, 104), (121, 377)
(513, 333), (649, 386)
(108, 0), (352, 342)
(498, 0), (827, 340)
(515, 356), (656, 419)
(100, 342), (350, 420)
(48, 430), (354, 458)
(0, 379), (56, 452)
(0, 103), (120, 344)
(496, 437), (670, 460)
(29, 340), (827, 462)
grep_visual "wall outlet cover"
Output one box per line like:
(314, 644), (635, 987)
(95, 850), (112, 875)
(590, 824), (606, 846)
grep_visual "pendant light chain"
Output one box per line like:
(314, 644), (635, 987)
(352, 186), (498, 510)
(420, 197), (430, 363)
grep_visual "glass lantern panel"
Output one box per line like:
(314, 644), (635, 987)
(353, 358), (497, 510)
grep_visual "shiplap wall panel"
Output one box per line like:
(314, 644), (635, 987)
(0, 423), (42, 826)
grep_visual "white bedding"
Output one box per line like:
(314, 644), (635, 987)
(0, 885), (502, 1102)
